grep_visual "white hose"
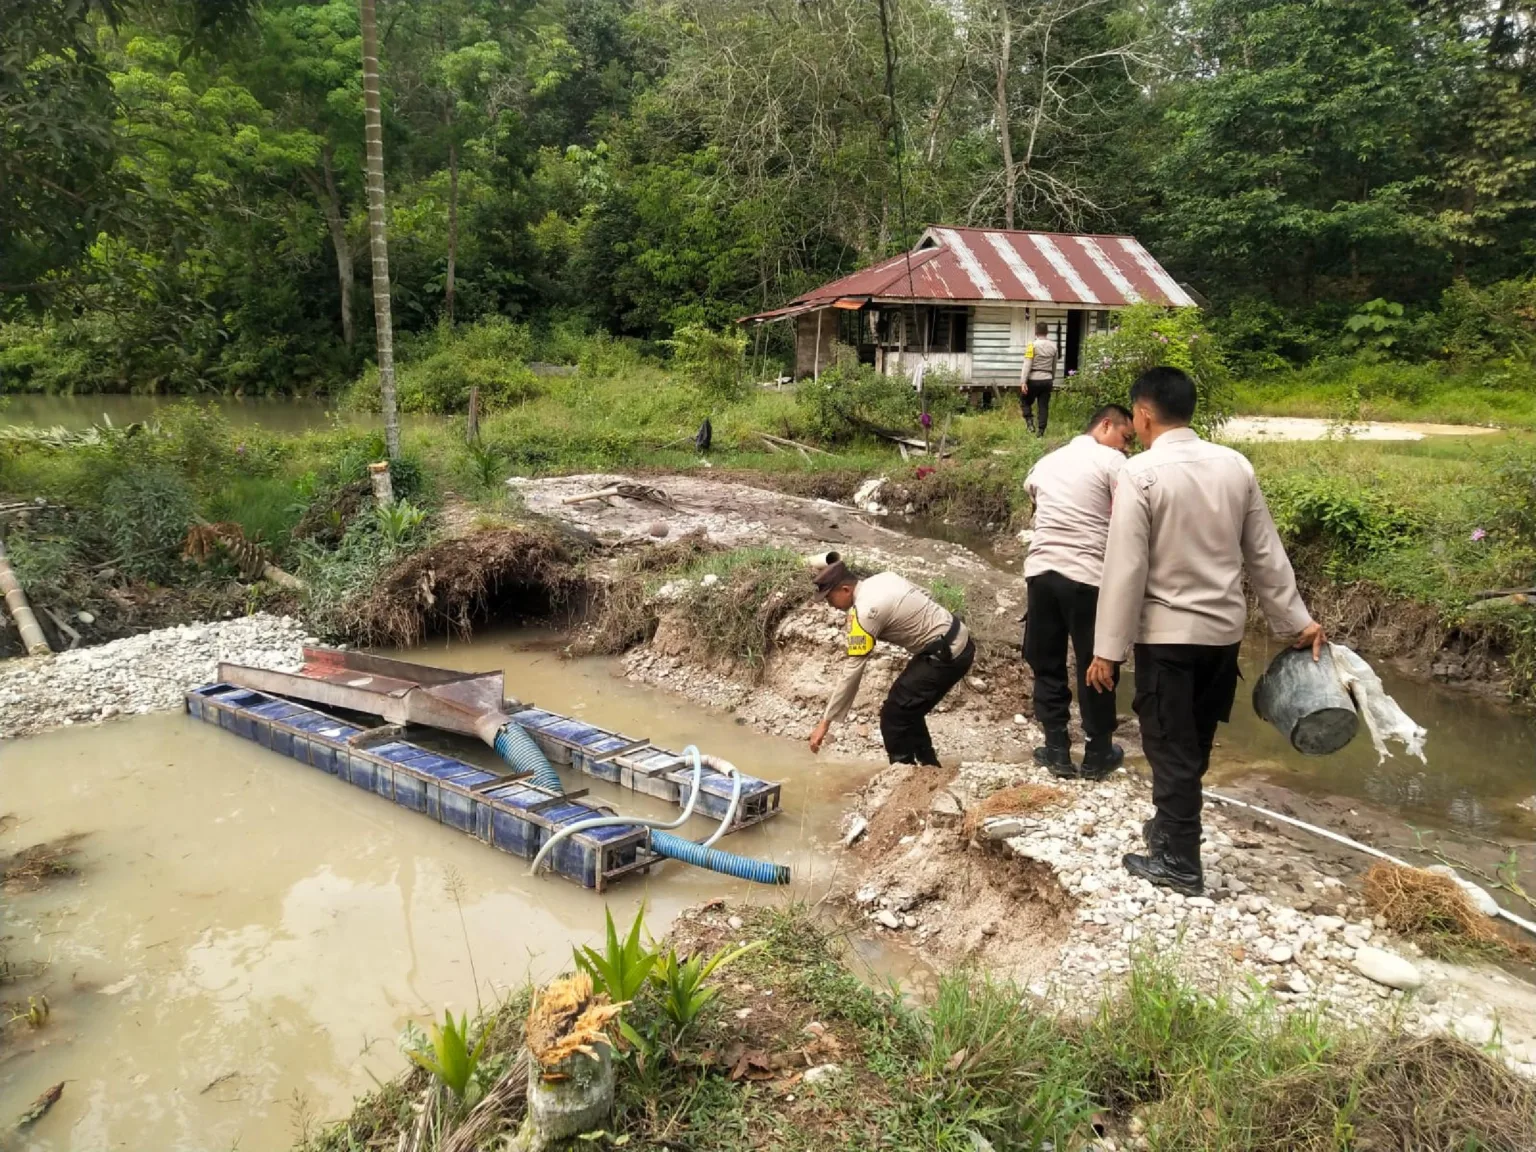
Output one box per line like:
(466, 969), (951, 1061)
(528, 745), (707, 876)
(1203, 788), (1536, 939)
(700, 756), (745, 848)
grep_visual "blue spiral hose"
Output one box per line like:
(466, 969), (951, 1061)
(650, 830), (791, 885)
(493, 722), (564, 793)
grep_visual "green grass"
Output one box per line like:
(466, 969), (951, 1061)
(297, 904), (1536, 1152)
(1235, 359), (1536, 430)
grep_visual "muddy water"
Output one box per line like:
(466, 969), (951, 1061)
(1207, 640), (1536, 838)
(0, 394), (363, 434)
(0, 640), (859, 1151)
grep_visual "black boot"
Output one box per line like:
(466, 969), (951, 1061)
(1142, 817), (1165, 853)
(1123, 844), (1203, 896)
(1032, 727), (1075, 778)
(1079, 736), (1124, 781)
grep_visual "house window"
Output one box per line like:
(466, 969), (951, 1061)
(881, 306), (969, 353)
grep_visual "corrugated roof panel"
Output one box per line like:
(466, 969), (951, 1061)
(738, 226), (1191, 321)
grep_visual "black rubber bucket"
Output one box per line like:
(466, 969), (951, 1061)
(1252, 646), (1359, 756)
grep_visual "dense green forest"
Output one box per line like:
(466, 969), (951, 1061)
(4, 0), (1536, 395)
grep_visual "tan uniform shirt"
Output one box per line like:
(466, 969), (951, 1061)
(1094, 428), (1311, 660)
(821, 572), (968, 724)
(1025, 337), (1057, 382)
(1024, 434), (1126, 587)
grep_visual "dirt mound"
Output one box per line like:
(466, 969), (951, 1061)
(962, 783), (1069, 838)
(845, 765), (1074, 976)
(346, 526), (589, 646)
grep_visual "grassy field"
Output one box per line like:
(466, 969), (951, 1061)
(296, 904), (1535, 1152)
(1234, 360), (1536, 430)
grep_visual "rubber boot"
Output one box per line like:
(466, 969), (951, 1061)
(1032, 727), (1075, 778)
(1079, 736), (1124, 781)
(1123, 842), (1203, 896)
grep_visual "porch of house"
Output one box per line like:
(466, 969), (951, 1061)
(792, 302), (1114, 386)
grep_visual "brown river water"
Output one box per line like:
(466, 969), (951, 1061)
(0, 636), (864, 1152)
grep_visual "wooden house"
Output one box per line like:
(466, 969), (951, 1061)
(740, 226), (1195, 386)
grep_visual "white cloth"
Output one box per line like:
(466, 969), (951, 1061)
(1329, 643), (1427, 763)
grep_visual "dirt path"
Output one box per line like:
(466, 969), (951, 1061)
(1223, 415), (1500, 442)
(511, 472), (1024, 643)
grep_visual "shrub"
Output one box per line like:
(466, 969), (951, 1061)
(346, 318), (540, 414)
(1264, 473), (1416, 575)
(794, 363), (963, 444)
(665, 324), (747, 401)
(95, 467), (197, 582)
(1340, 299), (1411, 361)
(1073, 303), (1233, 437)
(1432, 277), (1536, 364)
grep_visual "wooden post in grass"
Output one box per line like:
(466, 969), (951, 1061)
(467, 386), (480, 444)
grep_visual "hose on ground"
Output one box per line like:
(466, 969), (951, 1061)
(528, 746), (706, 877)
(493, 722), (564, 793)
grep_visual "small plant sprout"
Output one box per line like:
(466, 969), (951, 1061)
(573, 905), (659, 1004)
(406, 1010), (490, 1102)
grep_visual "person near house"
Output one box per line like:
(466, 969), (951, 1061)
(1085, 367), (1325, 896)
(1018, 323), (1058, 435)
(1022, 404), (1134, 780)
(807, 556), (974, 766)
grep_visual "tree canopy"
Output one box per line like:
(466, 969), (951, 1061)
(3, 0), (1534, 392)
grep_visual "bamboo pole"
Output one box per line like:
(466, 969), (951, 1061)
(0, 537), (52, 656)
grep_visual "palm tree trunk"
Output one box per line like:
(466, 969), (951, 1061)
(996, 2), (1015, 230)
(360, 0), (400, 459)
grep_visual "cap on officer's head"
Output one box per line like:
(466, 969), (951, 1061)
(813, 551), (851, 598)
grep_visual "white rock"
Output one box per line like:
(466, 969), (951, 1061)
(803, 1063), (842, 1085)
(1425, 864), (1501, 919)
(728, 915), (745, 930)
(1265, 944), (1294, 965)
(1352, 946), (1423, 991)
(873, 909), (902, 930)
(982, 816), (1029, 841)
(843, 815), (869, 847)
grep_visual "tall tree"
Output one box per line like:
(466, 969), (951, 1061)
(359, 0), (400, 458)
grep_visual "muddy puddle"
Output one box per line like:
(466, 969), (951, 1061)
(0, 635), (861, 1151)
(1208, 639), (1536, 839)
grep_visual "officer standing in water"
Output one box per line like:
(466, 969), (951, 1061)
(807, 555), (974, 766)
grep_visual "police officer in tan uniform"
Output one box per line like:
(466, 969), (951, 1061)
(807, 555), (974, 766)
(1086, 367), (1325, 895)
(1023, 404), (1133, 779)
(1019, 322), (1058, 435)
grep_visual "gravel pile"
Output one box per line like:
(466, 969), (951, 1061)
(0, 614), (313, 739)
(849, 758), (1536, 1076)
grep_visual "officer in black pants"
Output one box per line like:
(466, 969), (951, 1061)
(1087, 368), (1325, 895)
(808, 558), (974, 766)
(1022, 405), (1135, 777)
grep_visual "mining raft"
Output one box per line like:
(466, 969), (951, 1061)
(187, 647), (788, 892)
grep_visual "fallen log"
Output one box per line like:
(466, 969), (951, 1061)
(0, 538), (51, 656)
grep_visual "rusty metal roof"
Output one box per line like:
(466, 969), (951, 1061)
(739, 226), (1192, 321)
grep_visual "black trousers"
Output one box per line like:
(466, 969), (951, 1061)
(1023, 571), (1118, 739)
(881, 637), (976, 766)
(1132, 642), (1242, 857)
(1018, 380), (1053, 433)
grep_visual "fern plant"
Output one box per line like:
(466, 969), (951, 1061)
(574, 906), (659, 1004)
(406, 1010), (489, 1101)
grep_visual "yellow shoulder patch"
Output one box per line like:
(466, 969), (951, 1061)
(846, 607), (875, 657)
(1024, 342), (1036, 358)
